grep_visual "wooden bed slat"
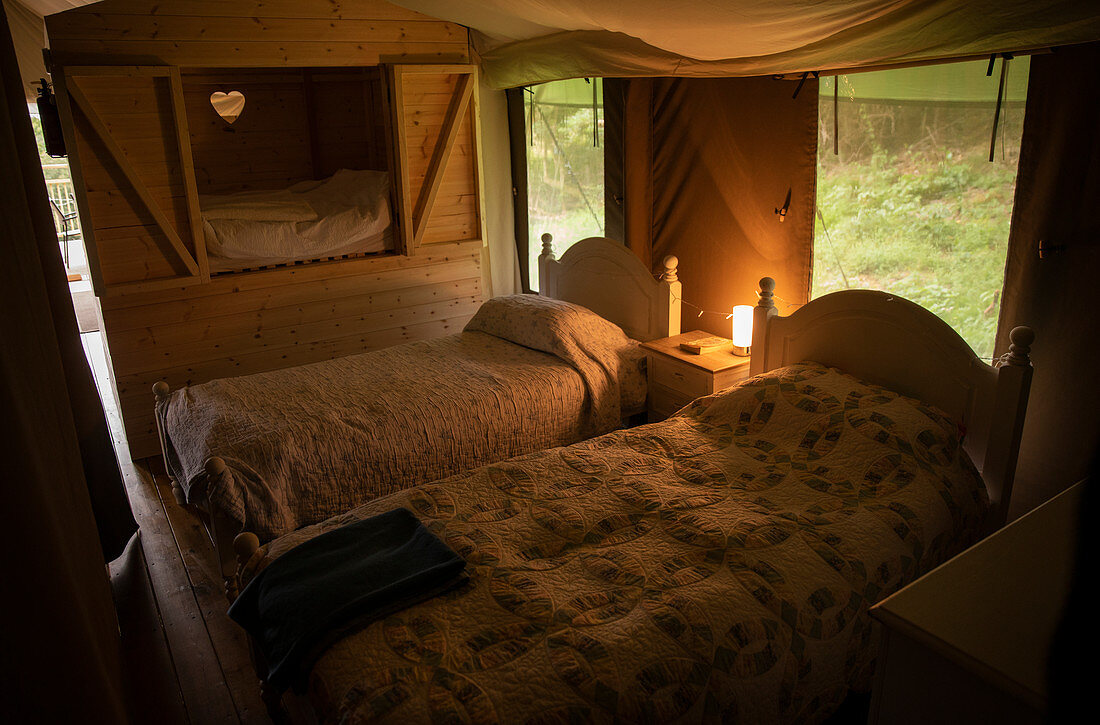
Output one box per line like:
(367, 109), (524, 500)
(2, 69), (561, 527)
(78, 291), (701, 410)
(167, 67), (209, 281)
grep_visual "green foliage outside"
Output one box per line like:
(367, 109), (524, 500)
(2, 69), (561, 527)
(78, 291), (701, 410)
(30, 112), (70, 180)
(525, 81), (605, 289)
(814, 93), (1026, 359)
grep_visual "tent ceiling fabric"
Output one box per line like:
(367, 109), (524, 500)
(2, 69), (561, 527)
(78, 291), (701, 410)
(391, 1), (1100, 89)
(7, 1), (1100, 93)
(5, 0), (87, 99)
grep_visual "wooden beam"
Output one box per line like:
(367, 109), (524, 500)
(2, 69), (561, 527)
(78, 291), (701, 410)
(387, 65), (414, 255)
(412, 71), (473, 247)
(168, 67), (210, 281)
(51, 69), (106, 297)
(49, 41), (468, 69)
(67, 76), (200, 278)
(61, 64), (172, 77)
(468, 69), (491, 298)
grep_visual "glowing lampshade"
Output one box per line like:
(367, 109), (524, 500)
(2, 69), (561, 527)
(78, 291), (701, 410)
(730, 305), (753, 356)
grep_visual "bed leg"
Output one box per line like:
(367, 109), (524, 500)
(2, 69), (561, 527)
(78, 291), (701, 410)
(203, 457), (242, 599)
(153, 381), (183, 502)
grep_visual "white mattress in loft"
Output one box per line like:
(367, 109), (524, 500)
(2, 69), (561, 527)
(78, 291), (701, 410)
(200, 169), (393, 271)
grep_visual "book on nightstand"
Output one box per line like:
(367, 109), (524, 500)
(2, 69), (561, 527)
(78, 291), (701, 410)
(678, 336), (733, 354)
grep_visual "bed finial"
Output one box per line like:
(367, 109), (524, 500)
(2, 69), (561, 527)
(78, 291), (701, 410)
(1004, 326), (1035, 367)
(749, 278), (778, 377)
(541, 233), (555, 260)
(229, 532), (261, 603)
(152, 381), (170, 402)
(661, 255), (679, 282)
(205, 456), (228, 478)
(757, 277), (776, 310)
(233, 532), (260, 570)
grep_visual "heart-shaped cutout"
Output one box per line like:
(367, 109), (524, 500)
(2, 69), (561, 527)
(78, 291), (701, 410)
(210, 91), (245, 124)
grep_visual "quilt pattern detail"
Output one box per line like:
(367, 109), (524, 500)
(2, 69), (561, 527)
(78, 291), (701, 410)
(251, 362), (988, 723)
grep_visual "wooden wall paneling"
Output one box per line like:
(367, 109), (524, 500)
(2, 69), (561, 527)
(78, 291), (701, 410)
(412, 72), (473, 246)
(388, 64), (414, 254)
(114, 293), (483, 373)
(44, 1), (486, 459)
(68, 78), (198, 276)
(168, 67), (209, 280)
(62, 0), (437, 20)
(364, 73), (379, 169)
(306, 68), (385, 179)
(47, 15), (466, 44)
(402, 70), (481, 248)
(377, 67), (403, 256)
(98, 240), (479, 308)
(114, 305), (481, 405)
(181, 69), (315, 195)
(63, 67), (205, 296)
(303, 68), (322, 179)
(109, 273), (483, 352)
(45, 0), (470, 68)
(470, 72), (492, 298)
(49, 41), (469, 69)
(388, 64), (483, 255)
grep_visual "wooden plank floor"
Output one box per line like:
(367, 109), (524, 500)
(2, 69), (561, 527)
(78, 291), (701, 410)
(110, 442), (272, 724)
(90, 327), (270, 725)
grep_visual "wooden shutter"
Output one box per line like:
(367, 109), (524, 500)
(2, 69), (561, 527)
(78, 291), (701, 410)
(56, 66), (207, 296)
(387, 64), (485, 254)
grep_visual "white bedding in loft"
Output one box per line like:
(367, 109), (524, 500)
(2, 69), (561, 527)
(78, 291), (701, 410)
(200, 169), (393, 271)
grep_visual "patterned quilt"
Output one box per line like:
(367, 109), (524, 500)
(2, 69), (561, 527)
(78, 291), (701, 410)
(247, 363), (989, 724)
(161, 295), (646, 541)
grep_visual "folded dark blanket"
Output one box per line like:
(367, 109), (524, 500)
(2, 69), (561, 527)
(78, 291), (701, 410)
(228, 508), (466, 692)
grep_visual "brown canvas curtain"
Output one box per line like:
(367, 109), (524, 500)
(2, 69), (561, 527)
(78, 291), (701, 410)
(995, 42), (1100, 519)
(2, 4), (134, 560)
(1, 3), (130, 719)
(612, 75), (818, 335)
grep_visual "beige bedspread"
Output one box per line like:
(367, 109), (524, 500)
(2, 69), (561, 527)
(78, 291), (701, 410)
(161, 295), (646, 541)
(247, 362), (989, 724)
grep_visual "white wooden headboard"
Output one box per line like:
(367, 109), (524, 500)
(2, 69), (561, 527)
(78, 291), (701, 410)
(538, 234), (681, 341)
(749, 276), (1033, 528)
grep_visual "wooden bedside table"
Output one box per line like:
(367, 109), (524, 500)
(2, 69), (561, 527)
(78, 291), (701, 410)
(867, 482), (1083, 725)
(640, 331), (751, 422)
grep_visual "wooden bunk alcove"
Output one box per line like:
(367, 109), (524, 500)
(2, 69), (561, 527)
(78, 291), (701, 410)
(45, 0), (489, 458)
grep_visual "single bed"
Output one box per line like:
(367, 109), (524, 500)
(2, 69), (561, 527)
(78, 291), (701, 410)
(200, 168), (394, 272)
(154, 236), (682, 595)
(232, 277), (1033, 723)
